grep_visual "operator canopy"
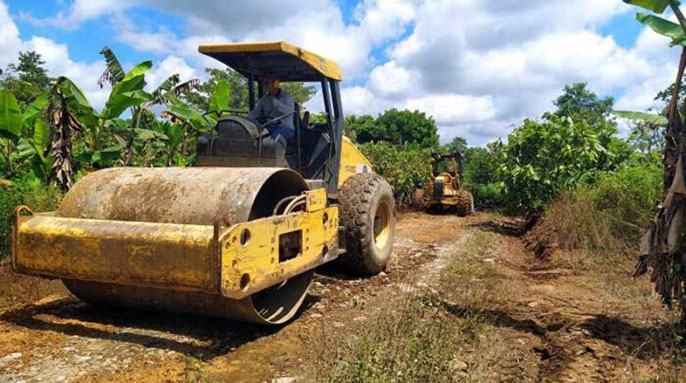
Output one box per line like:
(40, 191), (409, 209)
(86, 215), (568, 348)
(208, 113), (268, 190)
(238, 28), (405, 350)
(199, 41), (342, 82)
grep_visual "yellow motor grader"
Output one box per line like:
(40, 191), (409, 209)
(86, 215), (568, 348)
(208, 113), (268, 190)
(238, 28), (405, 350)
(423, 152), (474, 216)
(11, 41), (395, 325)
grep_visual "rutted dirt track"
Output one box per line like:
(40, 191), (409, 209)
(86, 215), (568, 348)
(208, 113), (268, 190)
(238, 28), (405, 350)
(0, 212), (678, 382)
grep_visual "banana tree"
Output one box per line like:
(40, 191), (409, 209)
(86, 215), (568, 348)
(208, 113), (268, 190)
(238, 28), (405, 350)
(154, 80), (229, 166)
(97, 47), (200, 165)
(0, 90), (23, 173)
(45, 62), (155, 188)
(624, 0), (686, 323)
(155, 120), (186, 167)
(162, 79), (229, 131)
(48, 77), (88, 188)
(0, 90), (50, 177)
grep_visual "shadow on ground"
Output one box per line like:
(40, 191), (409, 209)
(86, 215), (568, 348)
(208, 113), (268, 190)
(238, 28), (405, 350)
(439, 298), (681, 360)
(581, 314), (682, 359)
(0, 294), (320, 360)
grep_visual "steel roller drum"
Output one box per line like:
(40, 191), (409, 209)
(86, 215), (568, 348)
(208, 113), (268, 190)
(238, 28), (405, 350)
(57, 167), (312, 325)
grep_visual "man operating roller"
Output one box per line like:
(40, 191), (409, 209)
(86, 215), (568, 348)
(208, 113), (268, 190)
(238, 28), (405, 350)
(248, 73), (295, 167)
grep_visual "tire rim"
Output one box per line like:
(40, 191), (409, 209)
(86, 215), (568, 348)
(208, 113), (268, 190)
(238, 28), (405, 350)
(373, 201), (391, 250)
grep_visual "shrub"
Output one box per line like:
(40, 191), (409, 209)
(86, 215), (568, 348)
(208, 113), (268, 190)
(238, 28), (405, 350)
(359, 142), (433, 204)
(545, 161), (661, 253)
(467, 182), (503, 210)
(0, 177), (62, 258)
(583, 161), (661, 245)
(463, 145), (504, 210)
(498, 114), (609, 214)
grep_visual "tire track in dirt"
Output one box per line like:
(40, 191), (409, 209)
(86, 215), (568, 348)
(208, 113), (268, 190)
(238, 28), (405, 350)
(478, 222), (669, 382)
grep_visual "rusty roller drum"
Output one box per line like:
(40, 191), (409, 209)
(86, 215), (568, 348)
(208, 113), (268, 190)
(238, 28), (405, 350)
(57, 167), (312, 325)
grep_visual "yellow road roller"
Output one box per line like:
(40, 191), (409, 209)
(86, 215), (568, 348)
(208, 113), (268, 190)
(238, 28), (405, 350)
(11, 41), (396, 325)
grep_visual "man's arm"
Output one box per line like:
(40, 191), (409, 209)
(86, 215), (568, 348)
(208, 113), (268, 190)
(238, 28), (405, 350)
(247, 96), (265, 122)
(271, 92), (294, 115)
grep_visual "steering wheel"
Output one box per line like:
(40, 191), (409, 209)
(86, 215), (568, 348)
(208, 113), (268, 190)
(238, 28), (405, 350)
(202, 109), (249, 128)
(256, 111), (297, 139)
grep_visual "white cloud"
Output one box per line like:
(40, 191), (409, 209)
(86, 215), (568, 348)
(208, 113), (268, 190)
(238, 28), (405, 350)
(368, 61), (418, 99)
(0, 2), (110, 109)
(339, 0), (680, 145)
(145, 56), (199, 90)
(332, 86), (392, 116)
(23, 37), (110, 109)
(106, 0), (416, 79)
(14, 0), (684, 146)
(21, 0), (134, 29)
(0, 1), (22, 68)
(3, 1), (201, 112)
(404, 94), (496, 125)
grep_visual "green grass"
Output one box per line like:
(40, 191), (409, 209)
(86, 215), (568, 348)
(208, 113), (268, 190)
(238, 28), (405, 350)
(0, 178), (62, 258)
(321, 230), (496, 383)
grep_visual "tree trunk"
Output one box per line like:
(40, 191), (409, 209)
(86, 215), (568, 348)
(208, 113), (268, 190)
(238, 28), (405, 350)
(636, 47), (686, 324)
(124, 136), (134, 166)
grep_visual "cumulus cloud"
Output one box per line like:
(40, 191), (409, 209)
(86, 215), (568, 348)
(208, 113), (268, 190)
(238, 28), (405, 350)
(20, 0), (133, 29)
(145, 56), (200, 90)
(404, 94), (496, 125)
(0, 1), (22, 68)
(22, 37), (110, 109)
(3, 1), (201, 112)
(344, 0), (680, 145)
(13, 0), (685, 145)
(81, 0), (414, 79)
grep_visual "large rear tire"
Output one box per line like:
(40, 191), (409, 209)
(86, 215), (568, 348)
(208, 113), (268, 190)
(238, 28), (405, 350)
(338, 173), (395, 275)
(456, 190), (474, 217)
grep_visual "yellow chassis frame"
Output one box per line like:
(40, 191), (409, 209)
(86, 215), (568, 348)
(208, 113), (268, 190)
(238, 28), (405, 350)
(12, 189), (338, 300)
(426, 197), (459, 207)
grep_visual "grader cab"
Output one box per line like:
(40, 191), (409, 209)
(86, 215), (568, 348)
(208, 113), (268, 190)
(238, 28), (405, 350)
(12, 41), (395, 325)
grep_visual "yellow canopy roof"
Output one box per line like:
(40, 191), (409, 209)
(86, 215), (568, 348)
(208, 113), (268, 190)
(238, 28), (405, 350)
(198, 41), (342, 82)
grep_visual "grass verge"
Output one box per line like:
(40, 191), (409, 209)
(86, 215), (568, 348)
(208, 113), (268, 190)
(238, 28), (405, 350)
(318, 231), (504, 382)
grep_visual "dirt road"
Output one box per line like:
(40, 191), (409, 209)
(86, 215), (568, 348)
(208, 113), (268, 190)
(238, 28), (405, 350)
(0, 212), (679, 382)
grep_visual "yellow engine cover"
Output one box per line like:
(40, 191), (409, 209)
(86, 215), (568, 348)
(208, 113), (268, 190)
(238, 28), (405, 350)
(338, 136), (374, 187)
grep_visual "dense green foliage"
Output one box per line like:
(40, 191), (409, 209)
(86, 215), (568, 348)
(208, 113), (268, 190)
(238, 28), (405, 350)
(462, 143), (504, 210)
(343, 110), (439, 204)
(493, 83), (633, 213)
(358, 142), (433, 202)
(442, 136), (468, 154)
(499, 113), (608, 212)
(546, 160), (662, 254)
(349, 109), (439, 148)
(0, 177), (62, 257)
(0, 52), (51, 109)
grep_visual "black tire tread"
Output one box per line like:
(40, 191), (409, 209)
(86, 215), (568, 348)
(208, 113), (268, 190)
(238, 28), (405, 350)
(456, 190), (474, 216)
(337, 173), (395, 275)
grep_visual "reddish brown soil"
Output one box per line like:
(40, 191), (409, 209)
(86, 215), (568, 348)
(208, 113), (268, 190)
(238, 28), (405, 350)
(0, 212), (679, 382)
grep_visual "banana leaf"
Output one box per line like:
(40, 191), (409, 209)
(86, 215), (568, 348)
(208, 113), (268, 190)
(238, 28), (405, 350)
(101, 61), (153, 119)
(624, 0), (669, 13)
(613, 110), (669, 125)
(636, 13), (686, 46)
(22, 91), (49, 129)
(0, 90), (23, 141)
(209, 80), (230, 113)
(98, 47), (126, 87)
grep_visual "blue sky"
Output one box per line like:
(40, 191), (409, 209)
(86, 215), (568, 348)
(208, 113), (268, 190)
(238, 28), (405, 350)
(0, 0), (679, 145)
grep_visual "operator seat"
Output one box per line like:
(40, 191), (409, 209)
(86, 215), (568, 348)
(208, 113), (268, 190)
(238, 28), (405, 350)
(285, 103), (309, 170)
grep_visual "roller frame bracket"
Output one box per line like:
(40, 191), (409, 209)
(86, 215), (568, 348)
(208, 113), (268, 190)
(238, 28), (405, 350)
(219, 203), (338, 299)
